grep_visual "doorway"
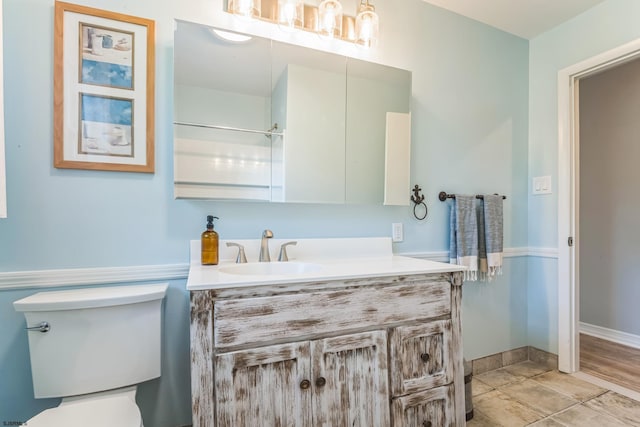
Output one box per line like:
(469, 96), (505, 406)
(557, 38), (640, 374)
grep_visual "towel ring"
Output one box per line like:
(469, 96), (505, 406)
(411, 185), (428, 221)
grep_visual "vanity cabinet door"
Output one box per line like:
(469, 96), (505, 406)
(390, 320), (454, 396)
(391, 384), (455, 427)
(215, 341), (312, 427)
(311, 330), (390, 427)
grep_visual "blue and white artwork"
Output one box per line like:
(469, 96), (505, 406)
(81, 24), (133, 89)
(80, 94), (133, 157)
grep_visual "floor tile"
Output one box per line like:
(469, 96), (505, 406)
(473, 389), (544, 426)
(585, 391), (640, 426)
(475, 367), (526, 388)
(499, 379), (578, 416)
(529, 347), (559, 369)
(503, 360), (552, 378)
(465, 409), (495, 426)
(466, 357), (640, 427)
(550, 403), (630, 426)
(471, 378), (494, 397)
(528, 418), (565, 426)
(532, 370), (607, 401)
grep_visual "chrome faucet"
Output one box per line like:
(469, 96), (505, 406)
(259, 229), (273, 262)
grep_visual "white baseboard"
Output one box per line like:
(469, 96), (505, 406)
(580, 322), (640, 350)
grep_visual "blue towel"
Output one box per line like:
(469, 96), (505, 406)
(482, 194), (504, 280)
(449, 195), (478, 281)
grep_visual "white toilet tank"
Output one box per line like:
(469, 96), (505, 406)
(13, 283), (168, 399)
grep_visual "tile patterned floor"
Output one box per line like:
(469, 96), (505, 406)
(467, 360), (640, 426)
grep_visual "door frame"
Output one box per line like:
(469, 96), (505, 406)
(557, 37), (640, 373)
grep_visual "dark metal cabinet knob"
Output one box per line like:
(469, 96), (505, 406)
(422, 421), (432, 427)
(300, 379), (311, 390)
(315, 377), (326, 387)
(421, 353), (431, 362)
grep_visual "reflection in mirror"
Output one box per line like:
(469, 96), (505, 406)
(346, 59), (411, 204)
(173, 20), (412, 204)
(270, 41), (347, 203)
(174, 20), (273, 200)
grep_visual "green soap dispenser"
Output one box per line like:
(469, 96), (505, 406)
(201, 215), (219, 265)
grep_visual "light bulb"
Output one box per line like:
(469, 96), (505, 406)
(232, 0), (261, 20)
(356, 1), (378, 48)
(278, 0), (304, 32)
(318, 0), (343, 39)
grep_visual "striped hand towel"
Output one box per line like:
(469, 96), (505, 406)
(449, 195), (478, 281)
(482, 194), (504, 280)
(477, 200), (488, 280)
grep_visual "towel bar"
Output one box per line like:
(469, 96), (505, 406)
(438, 191), (507, 202)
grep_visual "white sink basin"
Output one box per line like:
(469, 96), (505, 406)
(218, 262), (324, 276)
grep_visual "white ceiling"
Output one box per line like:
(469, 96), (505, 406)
(421, 0), (606, 39)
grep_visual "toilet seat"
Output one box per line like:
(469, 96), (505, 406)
(26, 391), (142, 427)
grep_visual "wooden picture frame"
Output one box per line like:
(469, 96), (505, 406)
(54, 1), (155, 173)
(0, 0), (6, 217)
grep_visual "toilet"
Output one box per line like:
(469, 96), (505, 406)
(13, 283), (168, 426)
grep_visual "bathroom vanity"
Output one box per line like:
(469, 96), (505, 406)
(187, 238), (466, 426)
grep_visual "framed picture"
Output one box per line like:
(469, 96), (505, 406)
(0, 0), (6, 218)
(54, 1), (155, 173)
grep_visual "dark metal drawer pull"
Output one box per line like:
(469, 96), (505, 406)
(420, 353), (431, 362)
(423, 421), (432, 427)
(300, 379), (311, 390)
(315, 377), (326, 387)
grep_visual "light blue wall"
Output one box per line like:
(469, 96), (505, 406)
(462, 257), (529, 360)
(527, 0), (640, 353)
(0, 0), (529, 425)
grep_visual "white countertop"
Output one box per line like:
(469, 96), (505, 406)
(187, 237), (464, 291)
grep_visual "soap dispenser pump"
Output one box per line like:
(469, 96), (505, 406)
(201, 215), (219, 265)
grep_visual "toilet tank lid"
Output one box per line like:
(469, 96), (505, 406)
(13, 283), (168, 312)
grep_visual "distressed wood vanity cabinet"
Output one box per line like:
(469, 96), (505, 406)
(190, 271), (465, 426)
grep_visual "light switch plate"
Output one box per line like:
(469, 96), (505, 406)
(392, 223), (403, 242)
(533, 176), (552, 195)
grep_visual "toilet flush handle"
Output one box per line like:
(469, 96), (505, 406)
(26, 321), (50, 333)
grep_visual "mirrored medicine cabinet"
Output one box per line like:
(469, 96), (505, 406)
(173, 19), (411, 205)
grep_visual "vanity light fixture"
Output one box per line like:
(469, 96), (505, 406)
(355, 0), (378, 48)
(278, 0), (304, 31)
(318, 0), (343, 39)
(225, 0), (379, 47)
(230, 0), (261, 20)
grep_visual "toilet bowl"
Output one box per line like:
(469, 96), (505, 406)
(26, 387), (142, 427)
(13, 284), (168, 426)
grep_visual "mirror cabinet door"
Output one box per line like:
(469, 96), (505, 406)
(174, 21), (273, 200)
(271, 41), (347, 204)
(346, 59), (411, 204)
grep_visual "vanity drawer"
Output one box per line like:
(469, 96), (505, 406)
(391, 384), (455, 427)
(213, 279), (451, 349)
(390, 320), (454, 396)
